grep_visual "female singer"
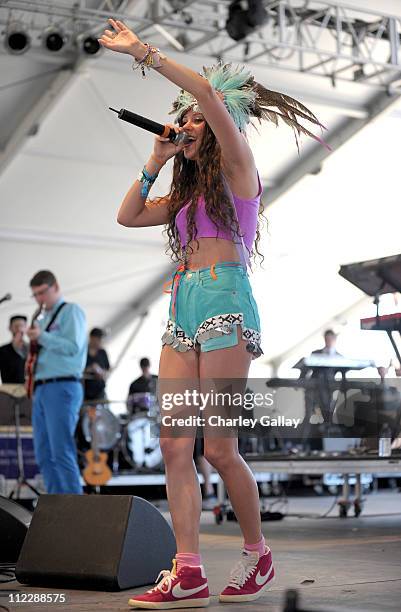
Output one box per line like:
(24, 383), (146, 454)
(99, 18), (326, 609)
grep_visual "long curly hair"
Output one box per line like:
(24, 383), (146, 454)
(149, 122), (267, 267)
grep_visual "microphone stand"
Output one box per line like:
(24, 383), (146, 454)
(0, 387), (41, 500)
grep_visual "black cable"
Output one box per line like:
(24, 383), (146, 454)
(317, 495), (339, 518)
(268, 497), (289, 512)
(268, 490), (289, 515)
(259, 479), (290, 518)
(269, 476), (340, 519)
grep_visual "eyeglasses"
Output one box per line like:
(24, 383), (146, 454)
(31, 285), (53, 299)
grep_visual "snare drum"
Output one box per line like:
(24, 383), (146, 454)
(121, 414), (163, 471)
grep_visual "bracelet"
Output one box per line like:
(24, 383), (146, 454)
(132, 43), (166, 78)
(133, 44), (152, 76)
(137, 164), (159, 198)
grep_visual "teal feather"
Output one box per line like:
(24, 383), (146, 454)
(170, 62), (256, 132)
(169, 61), (330, 150)
(203, 64), (256, 132)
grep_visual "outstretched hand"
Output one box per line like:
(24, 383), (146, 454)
(98, 18), (140, 55)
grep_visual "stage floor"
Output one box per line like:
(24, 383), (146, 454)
(1, 491), (400, 611)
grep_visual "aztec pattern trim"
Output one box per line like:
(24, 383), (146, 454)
(161, 313), (263, 359)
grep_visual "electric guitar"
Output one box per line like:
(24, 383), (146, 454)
(25, 305), (44, 399)
(83, 406), (112, 486)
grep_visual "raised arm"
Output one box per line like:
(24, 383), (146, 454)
(99, 20), (256, 182)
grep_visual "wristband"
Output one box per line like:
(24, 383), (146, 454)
(137, 165), (159, 198)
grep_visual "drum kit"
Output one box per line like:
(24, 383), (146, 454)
(77, 392), (163, 480)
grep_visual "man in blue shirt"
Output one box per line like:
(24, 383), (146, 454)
(27, 270), (87, 494)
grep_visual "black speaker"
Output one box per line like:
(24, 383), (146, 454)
(0, 496), (32, 564)
(16, 494), (176, 590)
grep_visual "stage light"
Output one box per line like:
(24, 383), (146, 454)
(4, 21), (31, 55)
(226, 0), (268, 42)
(42, 27), (66, 52)
(81, 35), (102, 55)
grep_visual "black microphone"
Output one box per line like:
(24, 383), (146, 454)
(0, 293), (12, 305)
(109, 107), (190, 144)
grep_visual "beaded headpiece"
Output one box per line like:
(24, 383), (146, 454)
(170, 62), (329, 151)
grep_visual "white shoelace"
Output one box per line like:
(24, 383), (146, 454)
(147, 569), (175, 594)
(227, 553), (259, 590)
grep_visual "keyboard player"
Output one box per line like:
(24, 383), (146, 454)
(299, 329), (342, 445)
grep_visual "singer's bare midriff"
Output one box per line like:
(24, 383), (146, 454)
(184, 237), (241, 270)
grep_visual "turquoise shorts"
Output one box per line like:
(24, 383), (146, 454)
(161, 262), (263, 359)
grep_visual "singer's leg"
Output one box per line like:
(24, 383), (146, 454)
(158, 343), (201, 553)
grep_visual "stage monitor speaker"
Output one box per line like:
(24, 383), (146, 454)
(16, 494), (176, 590)
(0, 496), (32, 564)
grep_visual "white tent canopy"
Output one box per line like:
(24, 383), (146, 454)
(1, 0), (401, 397)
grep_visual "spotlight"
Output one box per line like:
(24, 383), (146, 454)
(81, 35), (101, 55)
(246, 0), (269, 28)
(226, 0), (268, 42)
(46, 32), (63, 51)
(4, 21), (30, 55)
(42, 26), (66, 52)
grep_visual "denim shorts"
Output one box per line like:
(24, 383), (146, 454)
(161, 261), (263, 359)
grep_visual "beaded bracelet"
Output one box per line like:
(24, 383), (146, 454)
(132, 43), (166, 78)
(137, 165), (159, 198)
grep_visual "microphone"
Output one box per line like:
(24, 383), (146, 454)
(109, 107), (190, 144)
(0, 293), (12, 305)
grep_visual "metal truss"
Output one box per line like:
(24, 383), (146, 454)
(1, 0), (401, 91)
(0, 0), (131, 175)
(0, 0), (137, 41)
(1, 1), (400, 341)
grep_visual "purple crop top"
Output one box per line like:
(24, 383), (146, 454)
(175, 173), (263, 251)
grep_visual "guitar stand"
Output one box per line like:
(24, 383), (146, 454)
(86, 485), (102, 495)
(8, 396), (40, 500)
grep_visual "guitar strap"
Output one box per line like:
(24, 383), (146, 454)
(43, 302), (68, 335)
(33, 302), (68, 363)
(26, 302), (68, 392)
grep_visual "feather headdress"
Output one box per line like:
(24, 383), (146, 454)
(170, 62), (330, 152)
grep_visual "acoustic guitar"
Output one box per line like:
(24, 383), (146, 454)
(83, 406), (112, 486)
(25, 305), (44, 400)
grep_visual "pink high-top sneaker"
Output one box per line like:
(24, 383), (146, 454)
(128, 559), (210, 609)
(219, 546), (275, 603)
